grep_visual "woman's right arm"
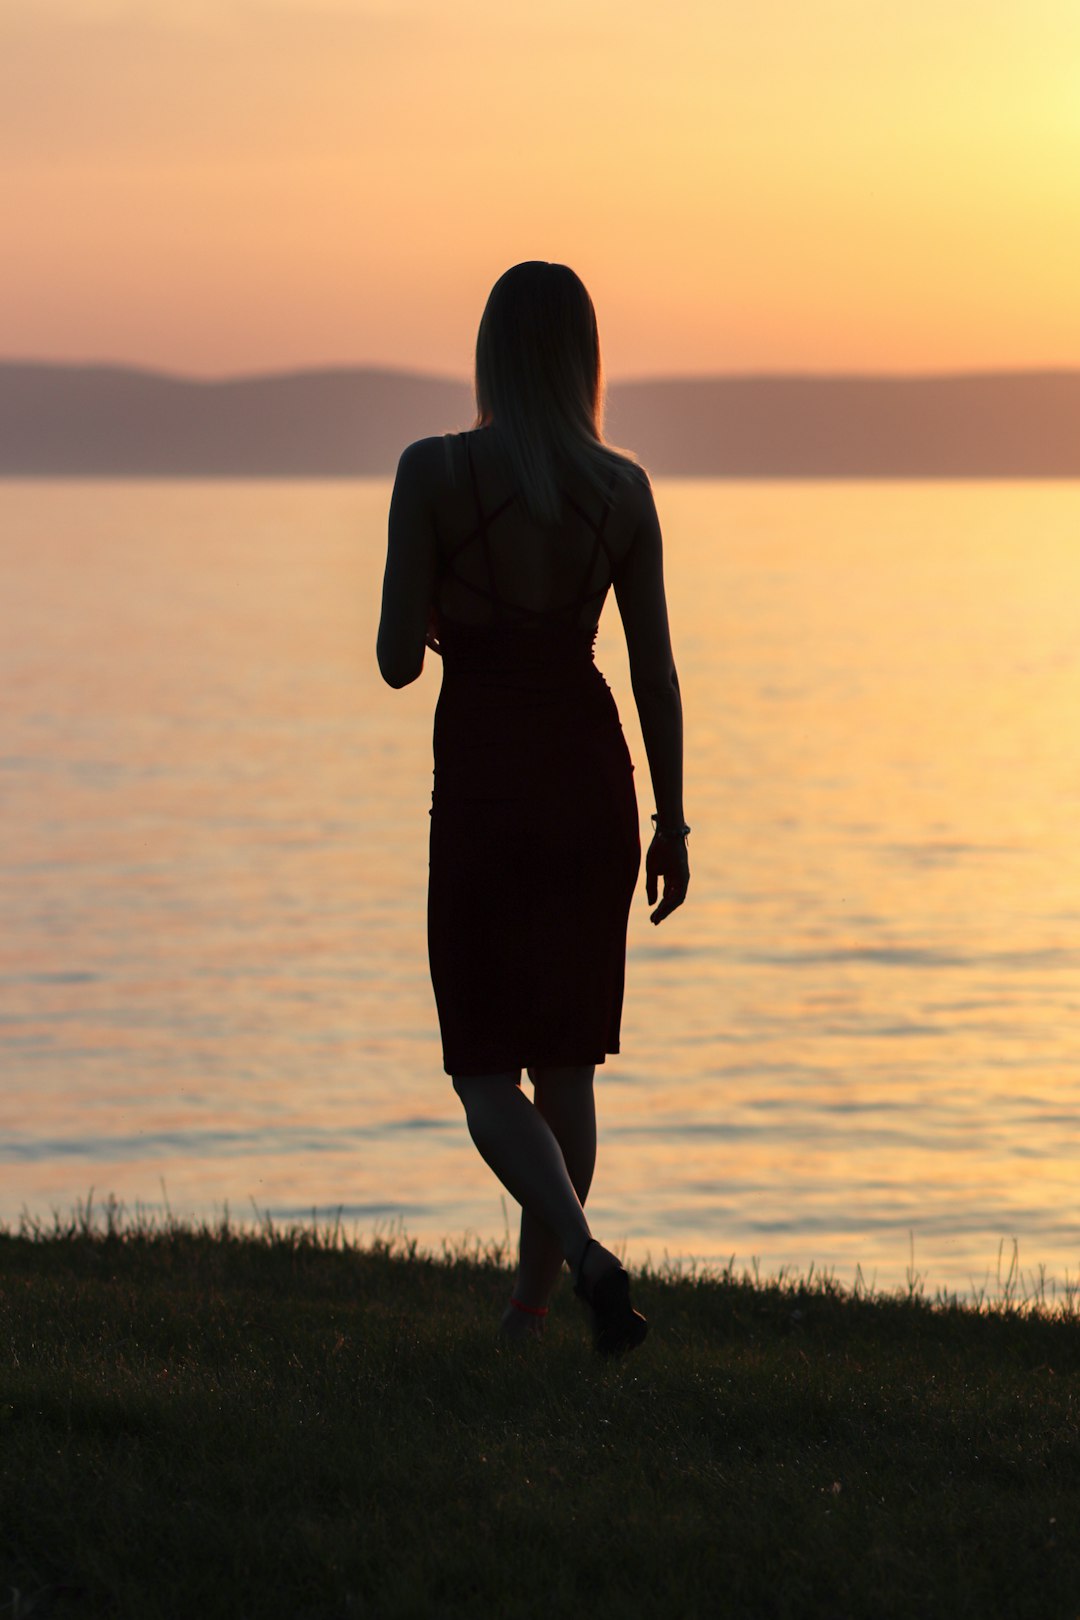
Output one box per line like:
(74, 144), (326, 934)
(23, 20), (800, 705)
(613, 469), (689, 924)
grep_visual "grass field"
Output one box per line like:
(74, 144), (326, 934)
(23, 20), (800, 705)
(2, 1197), (1078, 1619)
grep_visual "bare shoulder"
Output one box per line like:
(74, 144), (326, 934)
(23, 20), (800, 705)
(619, 455), (652, 491)
(395, 435), (449, 490)
(602, 452), (651, 513)
(601, 454), (657, 562)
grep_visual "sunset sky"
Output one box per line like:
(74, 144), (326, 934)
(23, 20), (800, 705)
(4, 0), (1080, 379)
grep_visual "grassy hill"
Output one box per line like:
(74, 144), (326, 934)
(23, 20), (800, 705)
(2, 1201), (1078, 1618)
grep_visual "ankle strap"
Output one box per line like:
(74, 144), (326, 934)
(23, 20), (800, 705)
(510, 1297), (549, 1317)
(573, 1235), (599, 1291)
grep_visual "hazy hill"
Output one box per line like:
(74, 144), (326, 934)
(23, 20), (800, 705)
(2, 361), (1080, 476)
(0, 363), (472, 477)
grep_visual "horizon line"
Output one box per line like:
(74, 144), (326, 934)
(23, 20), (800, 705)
(5, 357), (1080, 387)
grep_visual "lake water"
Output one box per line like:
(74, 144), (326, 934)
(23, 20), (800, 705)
(3, 478), (1080, 1302)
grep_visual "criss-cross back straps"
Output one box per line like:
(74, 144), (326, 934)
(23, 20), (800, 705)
(439, 438), (516, 614)
(446, 434), (618, 623)
(564, 484), (617, 613)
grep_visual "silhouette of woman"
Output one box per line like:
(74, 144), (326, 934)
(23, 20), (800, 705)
(378, 262), (687, 1353)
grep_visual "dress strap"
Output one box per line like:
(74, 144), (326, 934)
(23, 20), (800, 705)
(444, 442), (617, 626)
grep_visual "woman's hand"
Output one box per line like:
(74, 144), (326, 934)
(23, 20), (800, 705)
(425, 605), (442, 656)
(645, 833), (689, 925)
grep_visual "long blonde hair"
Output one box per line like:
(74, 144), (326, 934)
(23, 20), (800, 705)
(473, 262), (638, 526)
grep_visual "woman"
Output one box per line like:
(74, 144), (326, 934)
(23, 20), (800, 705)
(377, 262), (688, 1355)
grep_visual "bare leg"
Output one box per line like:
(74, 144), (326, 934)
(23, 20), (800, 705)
(451, 1067), (617, 1339)
(512, 1065), (597, 1311)
(452, 1071), (591, 1263)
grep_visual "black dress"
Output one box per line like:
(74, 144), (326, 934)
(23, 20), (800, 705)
(427, 433), (640, 1078)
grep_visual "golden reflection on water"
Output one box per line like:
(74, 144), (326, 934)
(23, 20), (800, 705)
(3, 479), (1080, 1297)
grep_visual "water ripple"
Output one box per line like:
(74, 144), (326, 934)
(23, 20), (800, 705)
(0, 1116), (457, 1164)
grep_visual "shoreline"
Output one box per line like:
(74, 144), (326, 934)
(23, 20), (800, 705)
(6, 1193), (1078, 1324)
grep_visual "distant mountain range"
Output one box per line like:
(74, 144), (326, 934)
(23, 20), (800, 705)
(2, 361), (1080, 476)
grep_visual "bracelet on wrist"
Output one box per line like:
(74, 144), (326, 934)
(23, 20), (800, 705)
(651, 814), (691, 841)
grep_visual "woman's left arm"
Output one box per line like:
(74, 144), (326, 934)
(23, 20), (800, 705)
(377, 439), (441, 688)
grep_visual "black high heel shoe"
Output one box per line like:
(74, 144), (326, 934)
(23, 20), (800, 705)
(573, 1238), (649, 1356)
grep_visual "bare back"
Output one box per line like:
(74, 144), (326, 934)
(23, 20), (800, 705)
(432, 428), (643, 634)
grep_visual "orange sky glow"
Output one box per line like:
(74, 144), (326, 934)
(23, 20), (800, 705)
(4, 0), (1080, 378)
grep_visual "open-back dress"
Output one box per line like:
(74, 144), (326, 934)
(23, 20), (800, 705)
(427, 430), (641, 1079)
